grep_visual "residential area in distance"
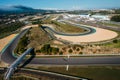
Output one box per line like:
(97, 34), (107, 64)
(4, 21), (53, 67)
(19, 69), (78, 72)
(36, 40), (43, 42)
(0, 0), (120, 80)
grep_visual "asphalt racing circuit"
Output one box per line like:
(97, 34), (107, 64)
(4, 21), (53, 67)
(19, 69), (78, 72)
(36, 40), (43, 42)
(0, 26), (120, 66)
(43, 21), (118, 43)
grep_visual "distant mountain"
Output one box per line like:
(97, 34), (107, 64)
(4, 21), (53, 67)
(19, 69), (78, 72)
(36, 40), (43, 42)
(0, 5), (33, 11)
(13, 5), (34, 10)
(0, 5), (54, 14)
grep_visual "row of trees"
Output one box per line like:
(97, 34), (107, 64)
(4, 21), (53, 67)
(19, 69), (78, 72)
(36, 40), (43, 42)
(15, 35), (28, 54)
(36, 44), (60, 55)
(111, 15), (120, 22)
(0, 21), (25, 38)
(115, 9), (120, 14)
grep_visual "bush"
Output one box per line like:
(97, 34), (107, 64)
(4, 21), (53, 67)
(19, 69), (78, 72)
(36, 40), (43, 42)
(111, 15), (120, 22)
(68, 49), (73, 53)
(0, 21), (25, 38)
(79, 52), (83, 54)
(15, 35), (28, 54)
(36, 50), (41, 53)
(59, 51), (63, 55)
(52, 47), (59, 54)
(40, 44), (51, 54)
(40, 44), (59, 55)
(76, 48), (80, 51)
(113, 39), (118, 43)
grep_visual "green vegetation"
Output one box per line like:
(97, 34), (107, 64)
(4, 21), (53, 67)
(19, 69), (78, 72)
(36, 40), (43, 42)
(15, 26), (51, 55)
(111, 15), (120, 22)
(27, 27), (51, 48)
(0, 75), (36, 80)
(79, 52), (83, 54)
(31, 66), (120, 80)
(32, 20), (42, 24)
(67, 10), (90, 14)
(59, 51), (63, 55)
(67, 10), (112, 15)
(76, 48), (80, 51)
(28, 26), (51, 53)
(91, 11), (112, 15)
(11, 75), (36, 80)
(101, 22), (120, 27)
(15, 34), (28, 54)
(103, 39), (120, 48)
(40, 44), (59, 55)
(113, 39), (118, 43)
(40, 44), (51, 54)
(42, 18), (51, 24)
(0, 22), (25, 39)
(115, 9), (120, 14)
(68, 49), (73, 53)
(41, 15), (55, 24)
(51, 21), (86, 33)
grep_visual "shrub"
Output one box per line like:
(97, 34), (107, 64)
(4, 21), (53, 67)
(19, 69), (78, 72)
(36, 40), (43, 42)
(40, 44), (59, 55)
(59, 51), (63, 55)
(40, 44), (51, 54)
(111, 15), (120, 22)
(68, 49), (73, 53)
(113, 39), (118, 43)
(52, 47), (59, 54)
(79, 52), (83, 54)
(76, 48), (80, 51)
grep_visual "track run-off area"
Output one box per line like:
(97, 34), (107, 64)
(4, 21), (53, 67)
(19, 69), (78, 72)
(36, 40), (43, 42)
(43, 21), (118, 43)
(0, 23), (120, 65)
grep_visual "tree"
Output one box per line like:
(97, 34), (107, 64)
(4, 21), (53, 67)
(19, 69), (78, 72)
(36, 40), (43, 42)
(79, 52), (83, 54)
(113, 39), (118, 43)
(40, 44), (59, 55)
(59, 51), (63, 55)
(41, 44), (51, 54)
(15, 35), (28, 54)
(52, 47), (59, 54)
(36, 50), (41, 53)
(0, 21), (25, 38)
(76, 48), (80, 51)
(115, 9), (120, 14)
(68, 49), (73, 53)
(111, 15), (120, 22)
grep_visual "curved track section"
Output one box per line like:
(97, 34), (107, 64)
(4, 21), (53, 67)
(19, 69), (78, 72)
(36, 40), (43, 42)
(42, 21), (118, 43)
(0, 29), (29, 64)
(0, 27), (120, 65)
(41, 25), (96, 36)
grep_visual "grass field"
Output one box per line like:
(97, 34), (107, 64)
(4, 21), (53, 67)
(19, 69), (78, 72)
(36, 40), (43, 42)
(100, 22), (120, 27)
(27, 27), (51, 49)
(103, 40), (120, 48)
(51, 21), (86, 33)
(15, 26), (51, 55)
(0, 74), (37, 80)
(28, 66), (120, 80)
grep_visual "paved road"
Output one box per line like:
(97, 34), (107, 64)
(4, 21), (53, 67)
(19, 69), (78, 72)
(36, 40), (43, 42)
(28, 57), (120, 65)
(41, 25), (96, 36)
(0, 68), (83, 80)
(0, 29), (29, 64)
(1, 28), (120, 65)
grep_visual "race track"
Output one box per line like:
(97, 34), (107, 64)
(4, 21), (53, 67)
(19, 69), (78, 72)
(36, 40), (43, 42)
(0, 28), (120, 66)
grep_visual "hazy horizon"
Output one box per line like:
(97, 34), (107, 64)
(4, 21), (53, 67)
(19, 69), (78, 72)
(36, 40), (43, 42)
(0, 0), (120, 10)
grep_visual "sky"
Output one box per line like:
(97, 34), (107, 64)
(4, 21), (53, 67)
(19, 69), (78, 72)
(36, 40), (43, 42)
(0, 0), (120, 10)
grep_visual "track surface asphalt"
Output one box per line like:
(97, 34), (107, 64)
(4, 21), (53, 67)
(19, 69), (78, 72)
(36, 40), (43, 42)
(1, 28), (120, 65)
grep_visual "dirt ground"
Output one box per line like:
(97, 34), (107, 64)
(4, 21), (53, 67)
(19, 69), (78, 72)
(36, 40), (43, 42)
(55, 25), (118, 43)
(0, 34), (16, 51)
